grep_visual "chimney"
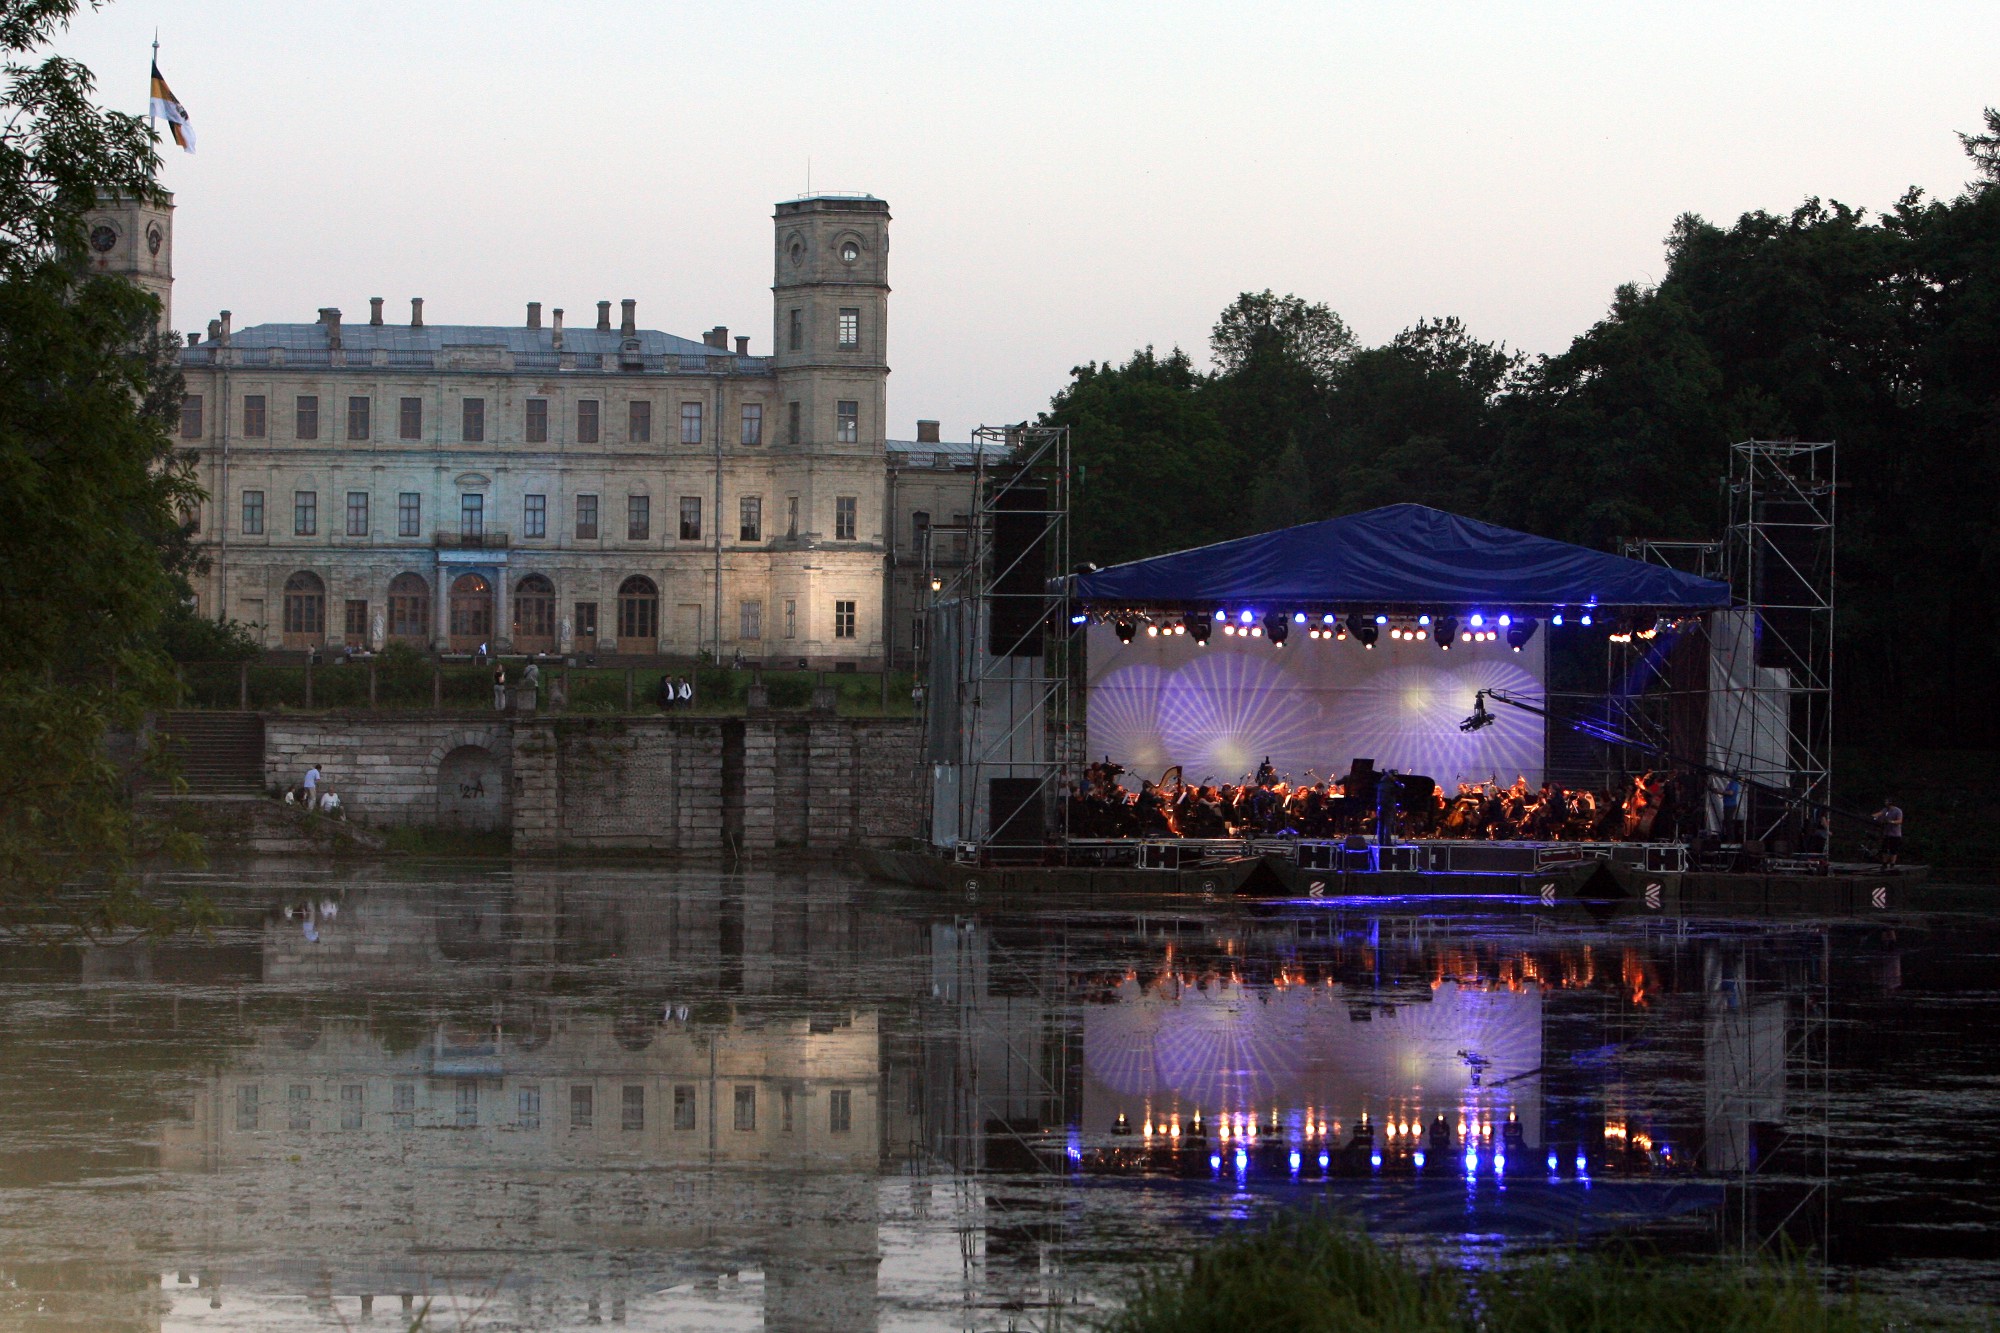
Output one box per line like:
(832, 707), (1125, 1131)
(735, 335), (750, 355)
(410, 297), (424, 328)
(187, 331), (199, 346)
(218, 310), (231, 344)
(620, 298), (636, 337)
(369, 297), (384, 326)
(596, 300), (611, 331)
(206, 318), (221, 344)
(917, 419), (941, 444)
(551, 307), (564, 350)
(318, 307), (343, 350)
(701, 328), (723, 349)
(527, 301), (542, 329)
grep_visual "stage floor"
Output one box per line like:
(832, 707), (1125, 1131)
(1061, 836), (1690, 876)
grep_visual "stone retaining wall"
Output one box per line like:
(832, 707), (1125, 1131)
(256, 712), (923, 853)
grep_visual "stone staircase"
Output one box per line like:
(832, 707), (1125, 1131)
(158, 711), (266, 793)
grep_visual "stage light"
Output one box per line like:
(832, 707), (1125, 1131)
(1222, 623), (1235, 636)
(1214, 609), (1226, 621)
(1415, 629), (1428, 640)
(930, 574), (943, 592)
(1250, 626), (1262, 637)
(1115, 619), (1135, 644)
(1580, 613), (1593, 626)
(1548, 1152), (1559, 1174)
(1240, 609), (1255, 625)
(1145, 624), (1159, 637)
(1434, 616), (1457, 649)
(1209, 1154), (1222, 1171)
(1495, 1152), (1506, 1175)
(1551, 613), (1564, 626)
(1506, 617), (1539, 652)
(1498, 614), (1511, 627)
(1070, 613), (1088, 625)
(1389, 627), (1403, 640)
(1173, 622), (1186, 635)
(1289, 1150), (1301, 1173)
(1318, 1151), (1330, 1170)
(1370, 1151), (1383, 1169)
(1292, 611), (1306, 624)
(1346, 613), (1378, 648)
(1374, 614), (1388, 625)
(1469, 613), (1484, 628)
(1414, 1150), (1425, 1168)
(1464, 1148), (1479, 1175)
(1418, 614), (1432, 626)
(1264, 612), (1288, 645)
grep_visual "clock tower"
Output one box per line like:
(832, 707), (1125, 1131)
(81, 190), (174, 329)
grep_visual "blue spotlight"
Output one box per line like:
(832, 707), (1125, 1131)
(1317, 1151), (1330, 1170)
(1289, 1150), (1301, 1174)
(1214, 609), (1226, 621)
(1547, 1152), (1559, 1174)
(1552, 613), (1564, 626)
(1321, 613), (1336, 625)
(1373, 614), (1388, 625)
(1418, 614), (1432, 626)
(1580, 614), (1593, 626)
(1070, 613), (1088, 625)
(1292, 611), (1307, 624)
(1574, 1152), (1588, 1175)
(1414, 1150), (1426, 1169)
(1494, 1152), (1506, 1175)
(1469, 613), (1484, 628)
(1464, 1149), (1478, 1175)
(1234, 1148), (1248, 1173)
(1498, 614), (1512, 627)
(1370, 1151), (1383, 1169)
(1240, 609), (1255, 625)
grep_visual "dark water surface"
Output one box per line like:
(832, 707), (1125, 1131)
(1, 863), (1995, 1330)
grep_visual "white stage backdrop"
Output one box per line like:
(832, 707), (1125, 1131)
(1085, 623), (1546, 789)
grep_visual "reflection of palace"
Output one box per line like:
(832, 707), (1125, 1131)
(1, 872), (1839, 1328)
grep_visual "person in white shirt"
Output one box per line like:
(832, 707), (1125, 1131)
(301, 763), (321, 805)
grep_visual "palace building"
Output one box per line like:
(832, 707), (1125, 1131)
(86, 191), (899, 665)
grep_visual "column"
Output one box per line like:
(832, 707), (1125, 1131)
(432, 558), (450, 650)
(494, 563), (513, 652)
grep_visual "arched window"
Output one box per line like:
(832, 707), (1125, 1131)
(387, 572), (431, 642)
(281, 571), (325, 646)
(616, 575), (659, 650)
(514, 574), (556, 651)
(448, 572), (492, 651)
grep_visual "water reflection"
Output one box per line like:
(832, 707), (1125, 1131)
(0, 866), (1995, 1329)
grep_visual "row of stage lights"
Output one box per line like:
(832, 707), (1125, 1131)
(1107, 609), (1577, 652)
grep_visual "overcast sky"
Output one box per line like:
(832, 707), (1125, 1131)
(49, 1), (2000, 439)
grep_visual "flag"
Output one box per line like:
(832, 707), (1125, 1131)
(150, 61), (195, 153)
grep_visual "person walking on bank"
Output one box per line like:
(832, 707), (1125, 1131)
(1872, 797), (1905, 870)
(522, 661), (540, 704)
(657, 673), (674, 709)
(300, 761), (321, 807)
(677, 676), (694, 709)
(492, 661), (508, 711)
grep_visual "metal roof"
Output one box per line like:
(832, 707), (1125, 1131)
(181, 322), (767, 373)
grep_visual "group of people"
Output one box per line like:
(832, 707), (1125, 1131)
(1069, 760), (1688, 843)
(284, 761), (343, 816)
(656, 674), (696, 708)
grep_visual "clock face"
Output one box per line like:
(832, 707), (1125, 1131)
(146, 224), (163, 256)
(840, 240), (860, 263)
(89, 224), (117, 254)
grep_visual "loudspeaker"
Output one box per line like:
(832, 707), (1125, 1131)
(988, 778), (1046, 845)
(989, 485), (1048, 657)
(1751, 499), (1827, 669)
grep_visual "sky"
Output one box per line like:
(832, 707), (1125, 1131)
(47, 0), (2000, 440)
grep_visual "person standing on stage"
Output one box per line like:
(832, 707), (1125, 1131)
(1871, 797), (1905, 870)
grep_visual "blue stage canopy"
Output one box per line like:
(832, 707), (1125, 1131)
(1075, 504), (1729, 610)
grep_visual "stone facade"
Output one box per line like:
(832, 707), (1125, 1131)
(259, 712), (923, 853)
(88, 193), (895, 667)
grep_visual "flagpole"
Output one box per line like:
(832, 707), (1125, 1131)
(149, 30), (158, 131)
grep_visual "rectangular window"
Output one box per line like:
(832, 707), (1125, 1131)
(629, 399), (652, 443)
(570, 1085), (594, 1129)
(523, 493), (546, 538)
(347, 396), (370, 440)
(577, 399), (600, 444)
(781, 1087), (795, 1134)
(575, 494), (599, 540)
(733, 1085), (756, 1132)
(679, 496), (701, 542)
(575, 602), (598, 640)
(787, 400), (801, 446)
(829, 1088), (852, 1134)
(462, 397), (485, 442)
(912, 510), (930, 550)
(673, 1084), (697, 1131)
(184, 500), (201, 534)
(838, 308), (859, 348)
(740, 403), (763, 446)
(786, 496), (799, 538)
(341, 1084), (364, 1131)
(399, 396), (422, 440)
(622, 1085), (644, 1131)
(835, 495), (857, 541)
(526, 397), (548, 443)
(460, 493), (484, 539)
(346, 490), (369, 537)
(294, 490), (317, 536)
(784, 598), (797, 639)
(398, 492), (421, 538)
(679, 401), (703, 445)
(235, 1085), (259, 1131)
(242, 394), (266, 438)
(180, 394), (203, 439)
(836, 400), (858, 444)
(454, 1081), (478, 1128)
(627, 495), (650, 541)
(392, 1083), (415, 1131)
(295, 394), (318, 439)
(517, 1085), (541, 1130)
(288, 1084), (311, 1132)
(788, 307), (802, 351)
(344, 599), (368, 639)
(834, 600), (856, 639)
(241, 490), (265, 535)
(739, 495), (762, 543)
(739, 600), (762, 640)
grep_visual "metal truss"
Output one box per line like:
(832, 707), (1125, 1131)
(919, 425), (1076, 854)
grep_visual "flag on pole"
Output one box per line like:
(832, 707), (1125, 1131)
(149, 61), (195, 153)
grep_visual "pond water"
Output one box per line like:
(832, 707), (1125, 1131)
(1, 863), (1995, 1330)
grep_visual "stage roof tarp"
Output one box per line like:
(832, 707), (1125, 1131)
(1075, 504), (1730, 610)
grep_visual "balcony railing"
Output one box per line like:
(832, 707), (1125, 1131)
(434, 530), (511, 549)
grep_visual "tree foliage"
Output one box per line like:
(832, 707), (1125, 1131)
(1045, 112), (2000, 748)
(0, 0), (206, 932)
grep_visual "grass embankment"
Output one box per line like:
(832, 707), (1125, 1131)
(380, 826), (512, 857)
(1097, 1216), (1977, 1333)
(1833, 747), (1999, 879)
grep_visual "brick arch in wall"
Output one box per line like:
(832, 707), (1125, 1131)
(430, 729), (506, 831)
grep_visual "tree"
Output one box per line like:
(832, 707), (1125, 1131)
(0, 0), (205, 933)
(1210, 290), (1356, 384)
(1958, 105), (2000, 193)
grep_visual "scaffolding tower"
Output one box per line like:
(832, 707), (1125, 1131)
(920, 425), (1075, 855)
